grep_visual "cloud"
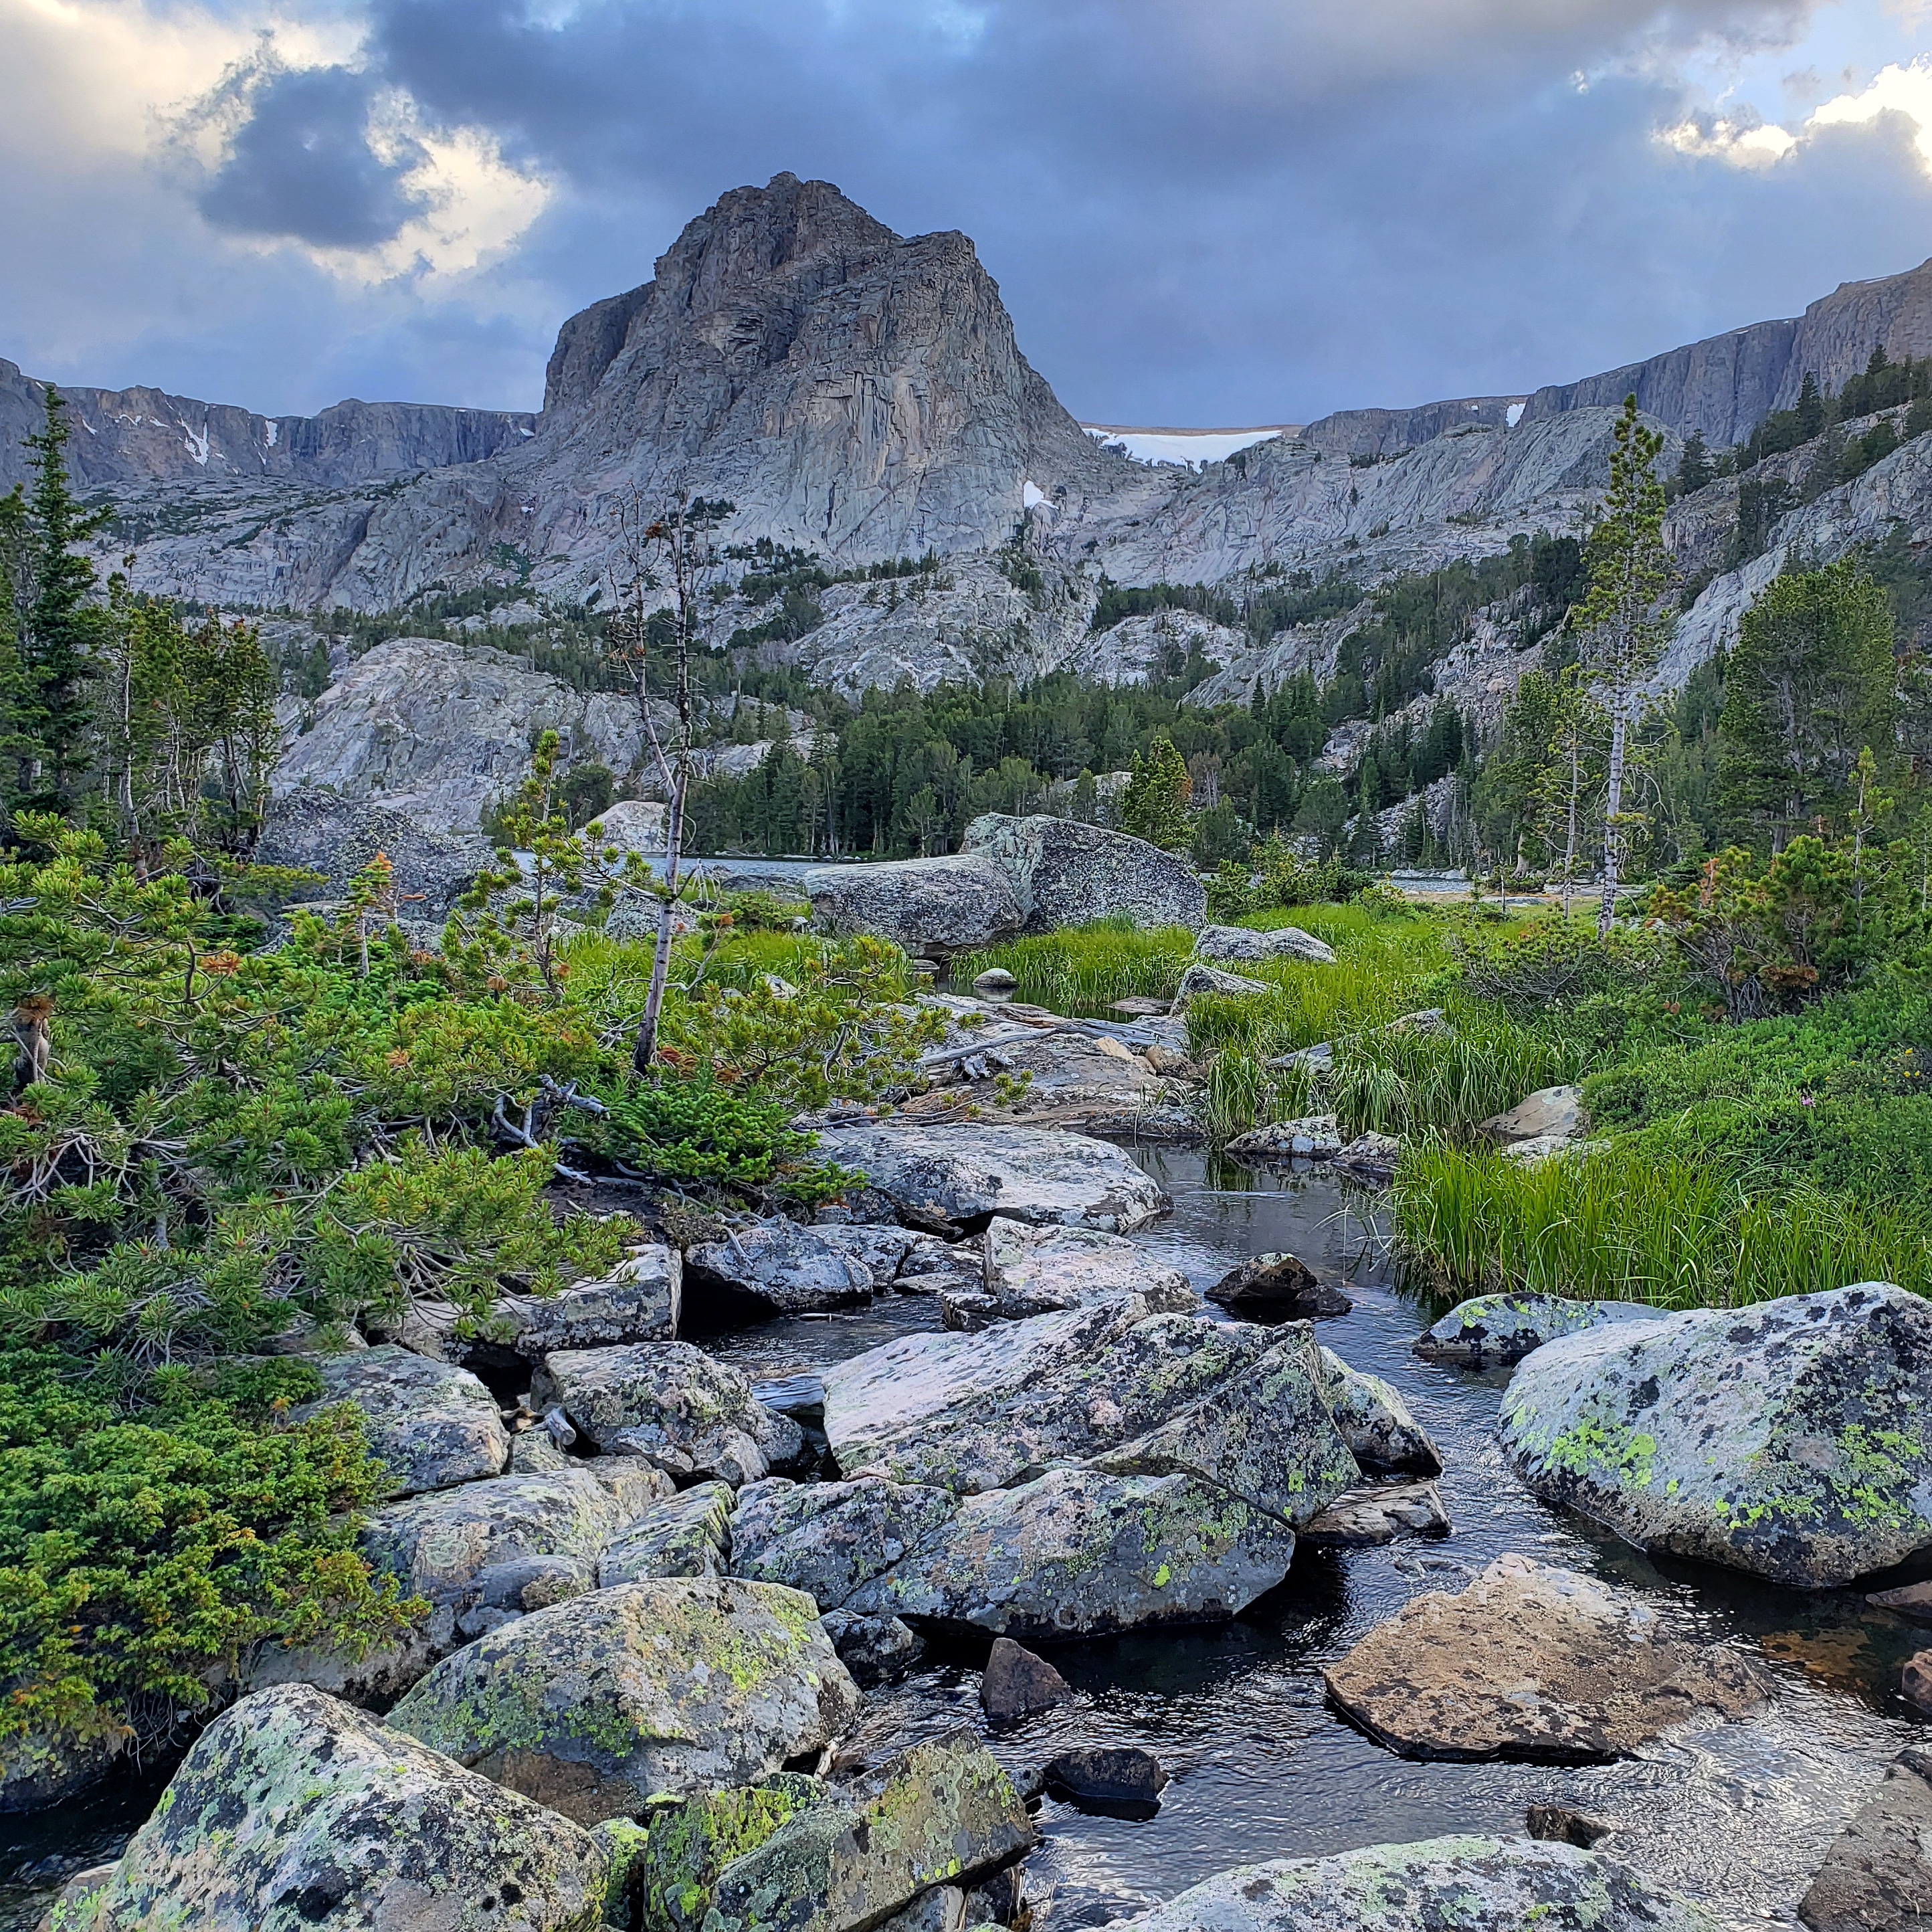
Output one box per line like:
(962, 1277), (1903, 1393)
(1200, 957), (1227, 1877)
(1666, 53), (1932, 170)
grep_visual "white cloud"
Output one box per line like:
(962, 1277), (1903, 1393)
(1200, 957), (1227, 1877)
(1666, 54), (1932, 173)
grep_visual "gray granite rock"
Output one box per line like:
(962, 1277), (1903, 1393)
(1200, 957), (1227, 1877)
(1798, 1743), (1932, 1932)
(597, 1480), (736, 1584)
(79, 1684), (609, 1931)
(1414, 1292), (1662, 1367)
(1300, 1482), (1452, 1547)
(387, 1577), (862, 1824)
(805, 853), (1026, 954)
(1501, 1284), (1932, 1587)
(731, 1475), (959, 1612)
(1175, 961), (1270, 1003)
(1317, 1346), (1442, 1476)
(979, 1636), (1070, 1727)
(819, 1610), (925, 1685)
(1194, 924), (1337, 965)
(1481, 1084), (1586, 1144)
(962, 814), (1206, 935)
(295, 1344), (508, 1498)
(961, 1216), (1194, 1324)
(1207, 1252), (1349, 1317)
(686, 1220), (878, 1317)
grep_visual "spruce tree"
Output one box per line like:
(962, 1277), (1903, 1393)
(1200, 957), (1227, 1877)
(1120, 735), (1191, 848)
(1676, 430), (1713, 496)
(1796, 373), (1825, 442)
(1575, 395), (1672, 935)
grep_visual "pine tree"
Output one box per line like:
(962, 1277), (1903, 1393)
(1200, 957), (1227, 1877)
(1120, 735), (1191, 848)
(1676, 429), (1713, 496)
(1796, 373), (1825, 442)
(1715, 561), (1897, 848)
(1575, 395), (1672, 935)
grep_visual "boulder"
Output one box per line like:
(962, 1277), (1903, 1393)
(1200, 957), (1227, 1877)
(1798, 1743), (1932, 1932)
(1193, 925), (1337, 965)
(961, 813), (1206, 935)
(1042, 1745), (1165, 1815)
(256, 791), (490, 920)
(816, 1123), (1168, 1237)
(1526, 1806), (1617, 1848)
(979, 1637), (1070, 1727)
(80, 1684), (609, 1931)
(638, 1774), (829, 1932)
(1416, 1292), (1661, 1367)
(1207, 1252), (1349, 1317)
(822, 1302), (1359, 1516)
(732, 1475), (958, 1612)
(1323, 1553), (1766, 1762)
(819, 1610), (925, 1684)
(295, 1344), (508, 1498)
(1331, 1133), (1401, 1184)
(585, 798), (667, 854)
(686, 1220), (878, 1319)
(1107, 1836), (1723, 1932)
(0, 1725), (126, 1816)
(1500, 1284), (1932, 1587)
(805, 852), (1025, 955)
(1301, 1482), (1452, 1547)
(844, 1468), (1300, 1639)
(973, 967), (1018, 992)
(531, 1343), (804, 1484)
(360, 1468), (644, 1647)
(499, 1247), (682, 1355)
(386, 1578), (862, 1824)
(704, 1731), (1034, 1932)
(970, 1216), (1194, 1323)
(1906, 1652), (1932, 1716)
(1316, 1346), (1442, 1476)
(1868, 1579), (1932, 1625)
(1175, 961), (1270, 1003)
(1222, 1116), (1344, 1163)
(597, 1480), (735, 1584)
(1481, 1084), (1585, 1145)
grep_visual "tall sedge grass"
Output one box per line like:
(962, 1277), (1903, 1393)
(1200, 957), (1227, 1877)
(1391, 1140), (1930, 1308)
(952, 920), (1198, 1012)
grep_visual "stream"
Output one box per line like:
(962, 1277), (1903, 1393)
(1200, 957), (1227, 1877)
(5, 1148), (1921, 1929)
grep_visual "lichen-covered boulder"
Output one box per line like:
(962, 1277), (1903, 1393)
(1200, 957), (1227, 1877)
(1174, 961), (1270, 1003)
(638, 1774), (828, 1932)
(1316, 1347), (1442, 1477)
(1108, 1836), (1722, 1932)
(531, 1344), (804, 1484)
(360, 1469), (638, 1647)
(1220, 1115), (1345, 1163)
(686, 1221), (877, 1319)
(296, 1344), (508, 1497)
(597, 1481), (735, 1585)
(822, 1302), (1355, 1513)
(815, 1123), (1167, 1238)
(81, 1683), (609, 1931)
(0, 1723), (125, 1815)
(972, 1216), (1193, 1323)
(844, 1468), (1299, 1639)
(499, 1246), (682, 1356)
(705, 1731), (1034, 1932)
(805, 852), (1024, 955)
(961, 814), (1205, 935)
(732, 1476), (959, 1612)
(1193, 924), (1336, 965)
(1323, 1553), (1765, 1762)
(1500, 1284), (1932, 1587)
(385, 1579), (861, 1825)
(1414, 1291), (1660, 1367)
(1799, 1743), (1932, 1932)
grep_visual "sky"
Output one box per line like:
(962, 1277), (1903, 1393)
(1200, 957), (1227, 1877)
(5, 1), (1932, 429)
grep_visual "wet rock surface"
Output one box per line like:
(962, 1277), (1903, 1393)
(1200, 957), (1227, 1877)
(1108, 1835), (1724, 1932)
(294, 1344), (508, 1497)
(1042, 1746), (1167, 1815)
(1207, 1252), (1349, 1317)
(1798, 1743), (1932, 1932)
(979, 1637), (1070, 1727)
(1500, 1283), (1932, 1587)
(386, 1577), (862, 1824)
(1415, 1290), (1659, 1367)
(1300, 1481), (1452, 1547)
(1323, 1553), (1767, 1762)
(78, 1684), (609, 1931)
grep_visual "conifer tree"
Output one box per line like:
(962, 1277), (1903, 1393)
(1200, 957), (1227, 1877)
(1575, 395), (1672, 935)
(1120, 734), (1191, 848)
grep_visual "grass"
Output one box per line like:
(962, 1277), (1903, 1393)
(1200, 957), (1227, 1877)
(1391, 1139), (1931, 1309)
(952, 919), (1198, 1011)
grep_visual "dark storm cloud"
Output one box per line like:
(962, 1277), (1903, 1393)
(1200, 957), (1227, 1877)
(196, 60), (429, 250)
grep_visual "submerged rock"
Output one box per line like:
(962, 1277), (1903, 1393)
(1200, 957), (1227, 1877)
(1207, 1252), (1349, 1317)
(386, 1577), (861, 1824)
(1415, 1291), (1658, 1367)
(532, 1343), (804, 1484)
(80, 1684), (609, 1931)
(817, 1122), (1168, 1237)
(1500, 1284), (1932, 1587)
(1323, 1553), (1766, 1762)
(844, 1467), (1300, 1639)
(295, 1344), (508, 1498)
(731, 1474), (958, 1612)
(1042, 1745), (1166, 1815)
(979, 1637), (1070, 1727)
(1193, 924), (1336, 965)
(1107, 1835), (1723, 1932)
(1798, 1743), (1932, 1932)
(597, 1480), (735, 1584)
(704, 1731), (1034, 1932)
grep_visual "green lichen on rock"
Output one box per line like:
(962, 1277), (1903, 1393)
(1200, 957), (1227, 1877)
(78, 1682), (609, 1931)
(386, 1579), (860, 1826)
(639, 1775), (824, 1932)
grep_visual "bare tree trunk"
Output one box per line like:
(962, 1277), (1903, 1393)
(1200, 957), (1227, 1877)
(1561, 721), (1580, 921)
(1598, 700), (1628, 938)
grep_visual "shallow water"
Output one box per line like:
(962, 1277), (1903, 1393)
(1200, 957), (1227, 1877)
(715, 1147), (1924, 1932)
(13, 1148), (1922, 1929)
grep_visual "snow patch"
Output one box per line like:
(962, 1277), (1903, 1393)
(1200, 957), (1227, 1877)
(1021, 480), (1045, 509)
(264, 419), (279, 448)
(1505, 401), (1527, 428)
(1084, 425), (1286, 470)
(183, 420), (211, 466)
